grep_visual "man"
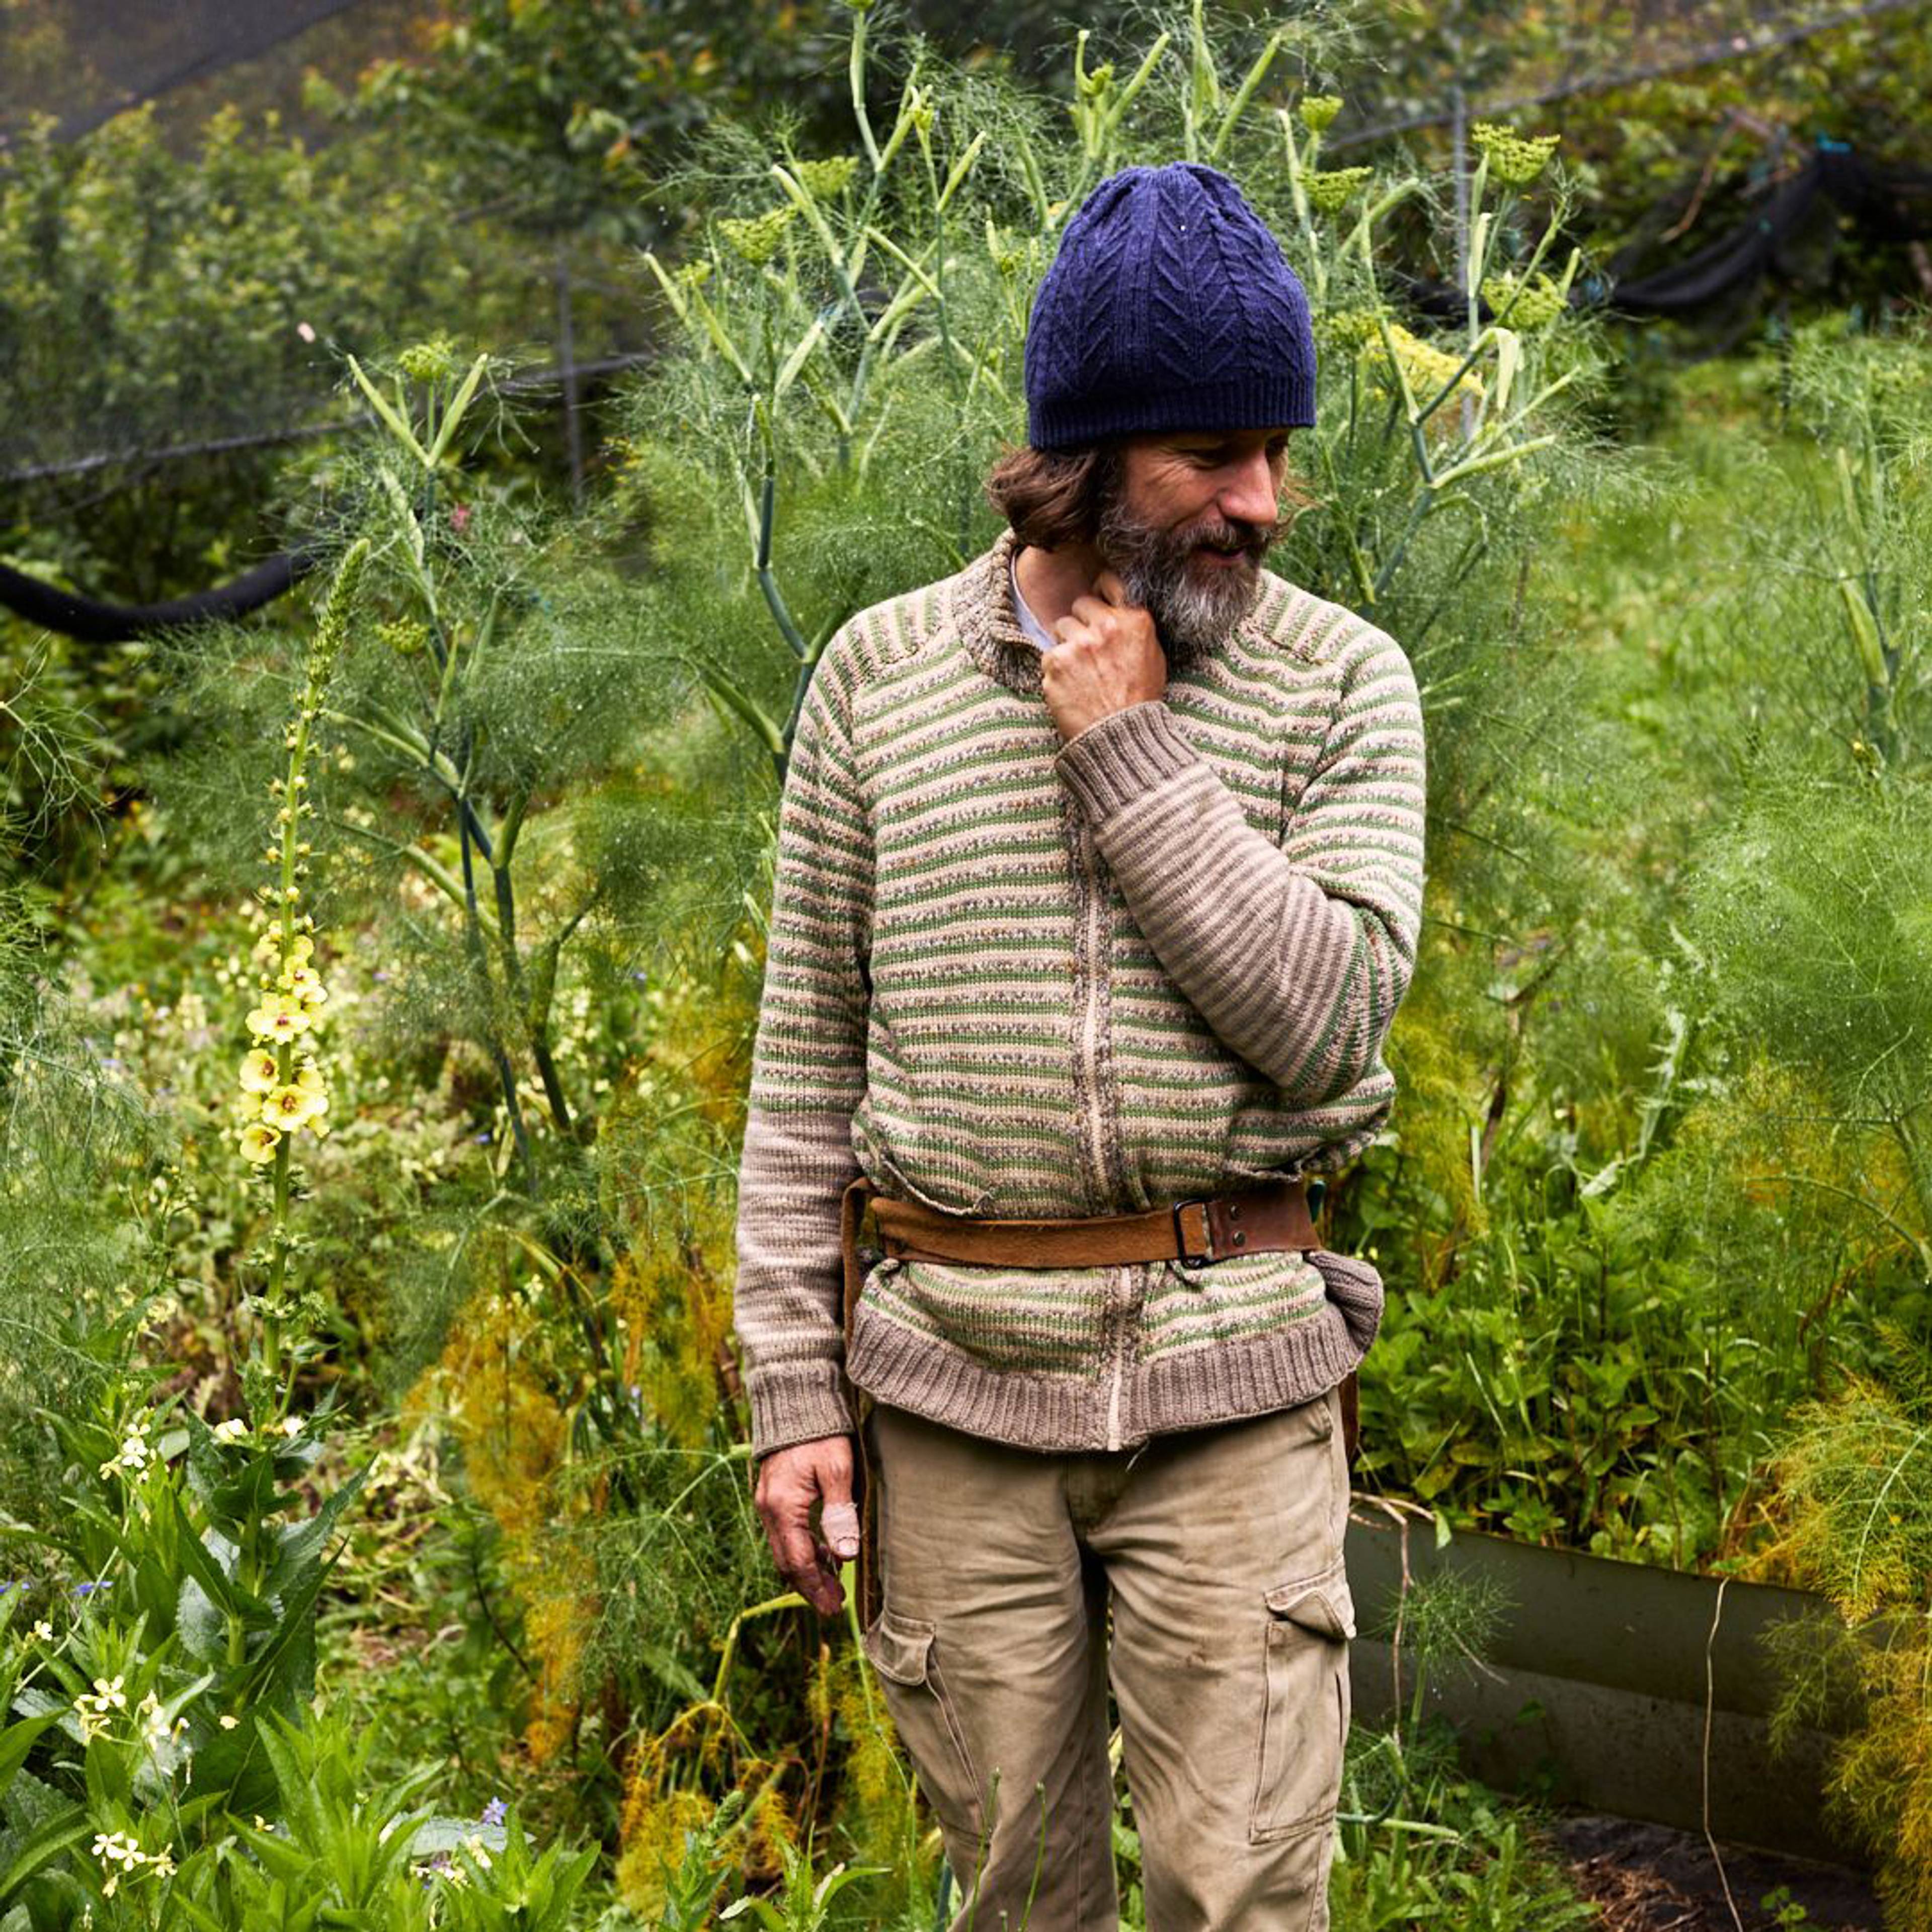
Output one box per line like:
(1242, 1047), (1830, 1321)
(733, 161), (1425, 1929)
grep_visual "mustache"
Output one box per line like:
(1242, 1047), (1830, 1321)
(1179, 512), (1277, 559)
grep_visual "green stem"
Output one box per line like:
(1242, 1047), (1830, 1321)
(459, 811), (536, 1195)
(490, 858), (574, 1140)
(756, 465), (811, 665)
(1373, 487), (1435, 601)
(850, 9), (880, 173)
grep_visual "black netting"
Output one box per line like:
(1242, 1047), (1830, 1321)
(1605, 147), (1932, 314)
(0, 0), (369, 141)
(1390, 144), (1932, 340)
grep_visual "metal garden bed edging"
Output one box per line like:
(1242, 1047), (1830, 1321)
(1342, 1506), (1863, 1867)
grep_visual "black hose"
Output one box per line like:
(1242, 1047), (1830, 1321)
(0, 547), (321, 643)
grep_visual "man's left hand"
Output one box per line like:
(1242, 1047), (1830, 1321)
(1042, 569), (1167, 743)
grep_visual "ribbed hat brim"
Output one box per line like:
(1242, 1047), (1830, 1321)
(1029, 372), (1317, 449)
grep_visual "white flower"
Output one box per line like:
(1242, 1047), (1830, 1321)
(211, 1418), (250, 1444)
(98, 1432), (150, 1480)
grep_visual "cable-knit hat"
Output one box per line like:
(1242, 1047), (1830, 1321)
(1024, 162), (1317, 449)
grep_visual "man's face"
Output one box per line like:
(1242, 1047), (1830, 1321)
(1095, 426), (1291, 664)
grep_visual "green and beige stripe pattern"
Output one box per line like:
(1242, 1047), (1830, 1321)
(735, 527), (1425, 1457)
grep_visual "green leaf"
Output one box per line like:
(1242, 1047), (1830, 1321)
(348, 354), (430, 465)
(0, 1803), (90, 1903)
(0, 1712), (60, 1798)
(423, 353), (492, 469)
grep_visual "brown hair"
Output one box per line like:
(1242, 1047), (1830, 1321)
(984, 439), (1316, 549)
(983, 442), (1123, 550)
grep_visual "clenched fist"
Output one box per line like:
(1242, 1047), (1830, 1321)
(1042, 568), (1168, 743)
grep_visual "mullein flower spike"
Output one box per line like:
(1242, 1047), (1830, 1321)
(234, 540), (367, 1171)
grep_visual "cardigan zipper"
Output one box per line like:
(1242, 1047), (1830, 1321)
(1074, 818), (1109, 1201)
(1075, 816), (1133, 1451)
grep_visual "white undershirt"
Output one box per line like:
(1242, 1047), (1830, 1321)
(1009, 548), (1059, 655)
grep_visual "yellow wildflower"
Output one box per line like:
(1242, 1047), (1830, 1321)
(794, 155), (859, 199)
(717, 206), (796, 266)
(1470, 122), (1560, 186)
(284, 963), (329, 1009)
(1299, 94), (1342, 133)
(239, 1049), (280, 1095)
(1304, 166), (1372, 216)
(246, 994), (311, 1044)
(262, 1085), (327, 1131)
(1364, 322), (1485, 406)
(251, 928), (310, 969)
(1318, 308), (1387, 349)
(1481, 270), (1566, 329)
(397, 336), (461, 384)
(239, 1122), (281, 1166)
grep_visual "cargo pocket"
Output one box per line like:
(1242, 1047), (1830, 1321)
(1250, 1561), (1355, 1843)
(862, 1609), (983, 1845)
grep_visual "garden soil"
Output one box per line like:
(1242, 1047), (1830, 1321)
(1553, 1813), (1883, 1931)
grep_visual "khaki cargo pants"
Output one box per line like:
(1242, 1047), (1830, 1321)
(863, 1385), (1354, 1932)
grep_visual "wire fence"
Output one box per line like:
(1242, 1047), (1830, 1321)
(8, 0), (1930, 496)
(0, 347), (657, 490)
(1326, 0), (1932, 150)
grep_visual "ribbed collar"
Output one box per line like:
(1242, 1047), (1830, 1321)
(951, 527), (1043, 696)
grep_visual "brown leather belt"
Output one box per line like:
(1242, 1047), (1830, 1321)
(868, 1177), (1321, 1270)
(837, 1175), (1359, 1627)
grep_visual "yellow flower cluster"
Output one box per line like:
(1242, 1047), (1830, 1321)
(1317, 307), (1388, 350)
(238, 929), (332, 1166)
(717, 206), (796, 266)
(1304, 166), (1372, 216)
(1366, 321), (1485, 405)
(1298, 94), (1343, 133)
(396, 335), (461, 384)
(1470, 121), (1561, 186)
(985, 220), (1028, 280)
(1481, 270), (1567, 329)
(793, 155), (859, 200)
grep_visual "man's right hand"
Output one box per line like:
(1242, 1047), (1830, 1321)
(754, 1433), (861, 1618)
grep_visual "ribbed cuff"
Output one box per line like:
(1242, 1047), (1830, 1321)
(1052, 699), (1201, 824)
(747, 1360), (857, 1461)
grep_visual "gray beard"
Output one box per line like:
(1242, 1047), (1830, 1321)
(1095, 498), (1274, 672)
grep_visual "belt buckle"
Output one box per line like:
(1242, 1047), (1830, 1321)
(1171, 1197), (1215, 1269)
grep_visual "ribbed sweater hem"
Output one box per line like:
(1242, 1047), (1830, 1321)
(846, 1248), (1384, 1454)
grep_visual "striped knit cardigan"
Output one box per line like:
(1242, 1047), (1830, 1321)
(734, 526), (1426, 1459)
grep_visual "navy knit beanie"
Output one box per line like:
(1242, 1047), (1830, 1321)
(1024, 163), (1317, 450)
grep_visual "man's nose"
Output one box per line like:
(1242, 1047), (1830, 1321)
(1218, 450), (1279, 526)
